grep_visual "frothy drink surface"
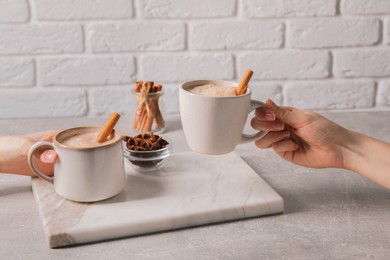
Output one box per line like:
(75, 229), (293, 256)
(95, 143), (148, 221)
(60, 128), (115, 148)
(189, 83), (236, 97)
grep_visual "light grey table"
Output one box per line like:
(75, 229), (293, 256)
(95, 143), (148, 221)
(1, 112), (389, 259)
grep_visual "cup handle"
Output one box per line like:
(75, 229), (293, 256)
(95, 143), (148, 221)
(28, 141), (55, 183)
(240, 100), (268, 144)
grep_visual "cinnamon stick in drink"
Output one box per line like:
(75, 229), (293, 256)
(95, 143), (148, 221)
(236, 69), (254, 96)
(97, 112), (120, 143)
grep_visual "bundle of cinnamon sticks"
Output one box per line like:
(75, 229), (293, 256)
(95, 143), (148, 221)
(132, 81), (165, 132)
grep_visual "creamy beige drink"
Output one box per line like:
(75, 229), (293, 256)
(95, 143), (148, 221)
(60, 128), (115, 148)
(188, 83), (237, 97)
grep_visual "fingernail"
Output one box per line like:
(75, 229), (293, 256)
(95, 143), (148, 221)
(265, 113), (275, 121)
(274, 122), (284, 130)
(267, 99), (278, 110)
(44, 150), (54, 161)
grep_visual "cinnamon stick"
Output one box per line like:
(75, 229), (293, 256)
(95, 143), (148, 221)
(133, 84), (149, 130)
(97, 112), (120, 143)
(132, 81), (165, 132)
(236, 69), (254, 96)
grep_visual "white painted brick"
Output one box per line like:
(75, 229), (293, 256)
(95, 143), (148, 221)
(334, 50), (390, 77)
(89, 22), (185, 52)
(0, 0), (29, 23)
(238, 51), (330, 80)
(41, 57), (135, 86)
(0, 24), (83, 54)
(341, 0), (390, 15)
(377, 80), (390, 106)
(190, 21), (283, 50)
(0, 89), (87, 118)
(138, 0), (235, 18)
(0, 59), (34, 87)
(385, 18), (390, 45)
(288, 18), (380, 48)
(250, 83), (282, 105)
(285, 80), (375, 109)
(242, 0), (336, 18)
(35, 0), (133, 20)
(89, 87), (136, 116)
(139, 54), (234, 82)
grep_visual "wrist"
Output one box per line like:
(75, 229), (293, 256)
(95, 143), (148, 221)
(340, 129), (363, 172)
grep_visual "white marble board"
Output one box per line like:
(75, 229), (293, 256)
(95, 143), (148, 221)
(32, 152), (284, 248)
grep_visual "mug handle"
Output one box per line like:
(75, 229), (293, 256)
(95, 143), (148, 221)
(28, 141), (55, 183)
(240, 100), (268, 144)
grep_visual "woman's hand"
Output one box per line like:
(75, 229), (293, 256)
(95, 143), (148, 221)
(0, 130), (58, 176)
(251, 99), (350, 169)
(252, 99), (390, 189)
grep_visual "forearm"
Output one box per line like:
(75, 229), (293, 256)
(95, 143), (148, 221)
(342, 130), (390, 189)
(0, 136), (31, 175)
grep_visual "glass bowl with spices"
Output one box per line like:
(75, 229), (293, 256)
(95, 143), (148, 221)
(131, 81), (166, 135)
(122, 132), (171, 172)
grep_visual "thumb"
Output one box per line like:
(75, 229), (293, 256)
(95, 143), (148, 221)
(265, 99), (306, 128)
(40, 150), (58, 164)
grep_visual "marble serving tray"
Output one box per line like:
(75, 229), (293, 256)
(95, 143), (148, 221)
(32, 152), (284, 248)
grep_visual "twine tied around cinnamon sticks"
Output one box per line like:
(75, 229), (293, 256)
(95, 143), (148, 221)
(132, 81), (165, 133)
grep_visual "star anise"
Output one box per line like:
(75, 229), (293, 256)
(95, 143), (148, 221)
(122, 132), (169, 151)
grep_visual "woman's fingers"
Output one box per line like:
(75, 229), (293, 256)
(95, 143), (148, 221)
(272, 139), (299, 153)
(251, 117), (284, 131)
(255, 131), (291, 149)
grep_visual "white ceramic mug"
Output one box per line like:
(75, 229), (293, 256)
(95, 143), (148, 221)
(179, 80), (268, 155)
(28, 126), (125, 202)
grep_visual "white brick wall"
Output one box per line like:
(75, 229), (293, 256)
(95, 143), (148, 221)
(242, 0), (337, 18)
(0, 89), (87, 118)
(377, 80), (390, 106)
(40, 56), (135, 86)
(0, 24), (83, 54)
(190, 21), (283, 50)
(138, 0), (236, 18)
(0, 59), (34, 87)
(89, 22), (185, 52)
(385, 18), (390, 45)
(287, 18), (380, 48)
(0, 0), (29, 23)
(341, 0), (390, 14)
(0, 0), (389, 119)
(334, 50), (390, 77)
(139, 54), (234, 82)
(35, 0), (133, 20)
(238, 51), (330, 80)
(285, 80), (376, 109)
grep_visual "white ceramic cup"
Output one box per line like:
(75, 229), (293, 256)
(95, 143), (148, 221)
(28, 126), (125, 202)
(179, 80), (268, 155)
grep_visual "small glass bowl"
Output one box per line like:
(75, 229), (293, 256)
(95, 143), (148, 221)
(123, 142), (172, 172)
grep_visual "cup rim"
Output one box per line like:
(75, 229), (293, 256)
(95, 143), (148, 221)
(54, 126), (122, 151)
(181, 79), (252, 98)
